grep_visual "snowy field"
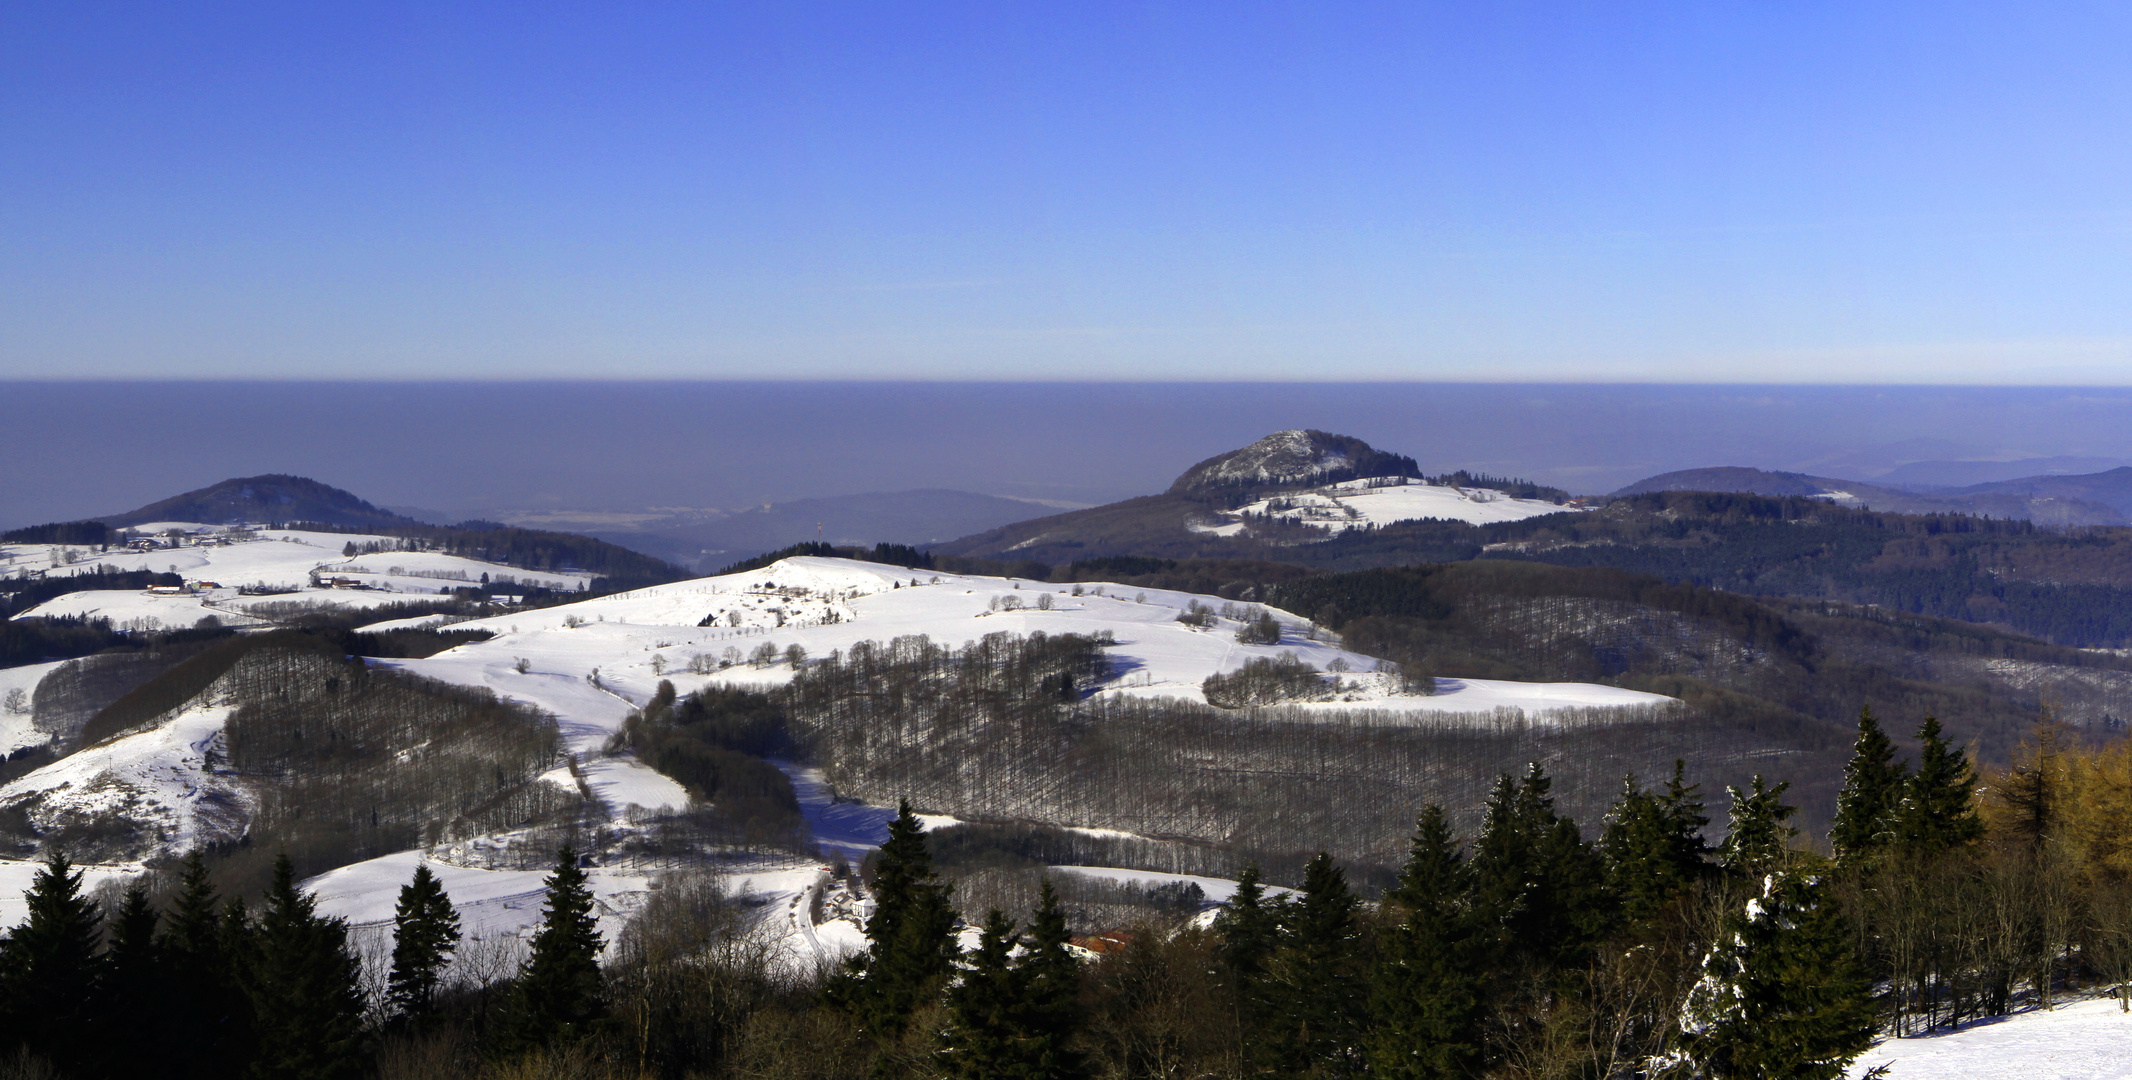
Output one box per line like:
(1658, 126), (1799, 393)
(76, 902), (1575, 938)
(5, 526), (591, 629)
(1846, 995), (2132, 1078)
(1048, 866), (1297, 904)
(396, 557), (1672, 719)
(1226, 477), (1583, 533)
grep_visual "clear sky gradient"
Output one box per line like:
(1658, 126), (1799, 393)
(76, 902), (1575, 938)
(5, 3), (2130, 381)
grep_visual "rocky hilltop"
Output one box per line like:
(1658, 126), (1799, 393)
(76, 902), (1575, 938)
(1168, 429), (1419, 498)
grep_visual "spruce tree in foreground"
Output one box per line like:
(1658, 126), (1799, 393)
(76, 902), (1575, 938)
(1016, 880), (1086, 1080)
(1830, 706), (1906, 861)
(1601, 763), (1711, 926)
(103, 880), (166, 1075)
(1368, 806), (1481, 1080)
(388, 862), (463, 1021)
(1468, 764), (1611, 969)
(1668, 871), (1873, 1080)
(1214, 862), (1285, 1070)
(162, 851), (256, 1080)
(248, 853), (367, 1080)
(828, 801), (959, 1041)
(1894, 716), (1984, 856)
(1264, 853), (1367, 1078)
(510, 846), (608, 1049)
(1719, 774), (1797, 876)
(0, 852), (103, 1074)
(940, 910), (1019, 1080)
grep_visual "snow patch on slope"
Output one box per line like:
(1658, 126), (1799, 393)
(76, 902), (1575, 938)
(1232, 477), (1579, 532)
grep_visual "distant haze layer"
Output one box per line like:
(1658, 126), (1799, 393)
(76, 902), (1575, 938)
(7, 381), (2132, 530)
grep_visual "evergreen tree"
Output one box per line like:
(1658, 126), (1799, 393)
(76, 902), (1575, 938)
(1893, 716), (1985, 856)
(1670, 872), (1874, 1080)
(247, 853), (367, 1080)
(1719, 775), (1797, 876)
(1368, 806), (1481, 1080)
(1829, 706), (1906, 861)
(102, 880), (166, 1076)
(1468, 765), (1612, 969)
(939, 910), (1019, 1080)
(1016, 880), (1086, 1080)
(0, 852), (103, 1073)
(1262, 853), (1367, 1078)
(828, 801), (960, 1041)
(387, 863), (462, 1021)
(160, 852), (255, 1080)
(1602, 764), (1712, 926)
(1213, 861), (1285, 1069)
(509, 846), (608, 1048)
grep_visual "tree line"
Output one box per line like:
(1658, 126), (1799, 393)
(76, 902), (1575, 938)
(3, 703), (2121, 1078)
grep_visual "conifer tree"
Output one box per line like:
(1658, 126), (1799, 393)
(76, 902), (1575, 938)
(1468, 764), (1611, 969)
(0, 852), (103, 1073)
(510, 846), (608, 1048)
(102, 880), (166, 1075)
(1368, 806), (1481, 1080)
(248, 853), (367, 1080)
(1671, 872), (1873, 1079)
(1214, 861), (1285, 1068)
(387, 863), (462, 1021)
(1719, 775), (1797, 876)
(1263, 853), (1367, 1077)
(940, 910), (1019, 1080)
(1016, 879), (1085, 1080)
(828, 801), (960, 1041)
(1601, 764), (1712, 926)
(1830, 706), (1906, 861)
(160, 852), (255, 1080)
(1893, 716), (1984, 856)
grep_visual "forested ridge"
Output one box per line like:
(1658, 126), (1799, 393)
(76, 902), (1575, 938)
(939, 487), (2132, 650)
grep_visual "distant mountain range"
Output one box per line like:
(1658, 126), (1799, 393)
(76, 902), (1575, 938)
(1612, 466), (2130, 526)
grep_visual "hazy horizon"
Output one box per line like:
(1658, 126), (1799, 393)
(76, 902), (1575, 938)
(9, 380), (2132, 531)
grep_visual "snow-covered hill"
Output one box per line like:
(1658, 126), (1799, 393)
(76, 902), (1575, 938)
(0, 555), (1675, 969)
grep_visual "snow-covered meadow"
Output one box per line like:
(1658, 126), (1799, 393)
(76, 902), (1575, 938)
(1225, 477), (1583, 534)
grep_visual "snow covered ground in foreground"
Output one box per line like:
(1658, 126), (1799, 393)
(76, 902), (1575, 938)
(1846, 995), (2132, 1078)
(1226, 478), (1583, 533)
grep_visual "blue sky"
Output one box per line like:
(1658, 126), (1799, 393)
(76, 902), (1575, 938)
(4, 3), (2130, 381)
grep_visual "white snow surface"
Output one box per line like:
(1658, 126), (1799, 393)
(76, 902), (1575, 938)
(308, 850), (652, 946)
(1048, 866), (1297, 904)
(398, 557), (1669, 717)
(0, 660), (67, 754)
(1846, 995), (2132, 1079)
(1231, 477), (1580, 532)
(11, 588), (267, 631)
(0, 860), (145, 928)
